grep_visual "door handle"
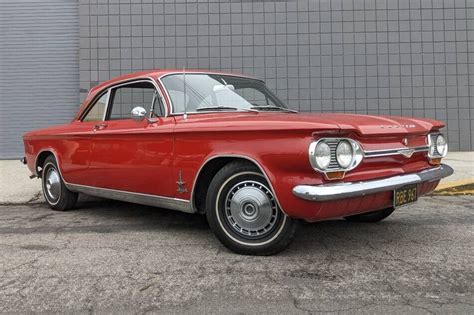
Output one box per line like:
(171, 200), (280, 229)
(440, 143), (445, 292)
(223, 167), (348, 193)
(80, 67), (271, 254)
(93, 123), (108, 131)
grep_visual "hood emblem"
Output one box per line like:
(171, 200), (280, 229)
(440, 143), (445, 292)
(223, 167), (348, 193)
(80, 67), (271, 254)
(380, 124), (416, 129)
(402, 138), (408, 145)
(399, 148), (415, 158)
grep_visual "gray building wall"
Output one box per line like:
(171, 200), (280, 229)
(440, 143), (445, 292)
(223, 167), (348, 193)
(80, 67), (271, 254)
(0, 0), (79, 159)
(79, 0), (474, 151)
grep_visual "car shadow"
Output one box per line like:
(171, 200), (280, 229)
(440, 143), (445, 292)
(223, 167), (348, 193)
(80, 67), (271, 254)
(57, 195), (424, 254)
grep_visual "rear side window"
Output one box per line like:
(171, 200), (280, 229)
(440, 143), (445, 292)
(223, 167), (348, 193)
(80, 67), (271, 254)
(83, 93), (108, 122)
(108, 81), (157, 120)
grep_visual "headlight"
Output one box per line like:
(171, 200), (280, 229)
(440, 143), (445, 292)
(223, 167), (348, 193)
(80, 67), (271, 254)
(428, 133), (448, 158)
(309, 138), (364, 177)
(314, 142), (331, 170)
(436, 134), (447, 156)
(336, 141), (353, 168)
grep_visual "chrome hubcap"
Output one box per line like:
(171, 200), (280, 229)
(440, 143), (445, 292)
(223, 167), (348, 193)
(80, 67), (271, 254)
(45, 168), (61, 201)
(225, 180), (278, 238)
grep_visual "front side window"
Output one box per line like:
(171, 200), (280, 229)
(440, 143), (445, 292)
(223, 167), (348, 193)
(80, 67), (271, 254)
(161, 74), (288, 113)
(83, 93), (108, 122)
(108, 81), (159, 120)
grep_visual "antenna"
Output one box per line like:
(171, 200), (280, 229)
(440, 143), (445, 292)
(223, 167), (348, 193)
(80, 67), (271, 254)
(183, 67), (187, 119)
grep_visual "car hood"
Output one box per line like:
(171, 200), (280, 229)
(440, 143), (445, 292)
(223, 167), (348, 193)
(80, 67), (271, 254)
(316, 113), (444, 136)
(175, 112), (444, 136)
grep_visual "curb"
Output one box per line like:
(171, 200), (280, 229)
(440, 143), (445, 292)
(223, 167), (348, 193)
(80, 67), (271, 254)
(432, 179), (474, 196)
(435, 178), (474, 191)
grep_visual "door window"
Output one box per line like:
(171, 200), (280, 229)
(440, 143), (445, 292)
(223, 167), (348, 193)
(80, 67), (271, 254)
(82, 93), (108, 122)
(108, 81), (159, 120)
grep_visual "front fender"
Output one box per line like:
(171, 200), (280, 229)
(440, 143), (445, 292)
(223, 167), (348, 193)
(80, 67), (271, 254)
(173, 129), (322, 218)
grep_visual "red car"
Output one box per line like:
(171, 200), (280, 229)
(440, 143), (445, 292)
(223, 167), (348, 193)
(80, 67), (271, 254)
(22, 69), (453, 255)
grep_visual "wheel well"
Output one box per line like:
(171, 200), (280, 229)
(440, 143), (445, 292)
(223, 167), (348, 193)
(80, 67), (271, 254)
(193, 157), (259, 213)
(35, 151), (54, 177)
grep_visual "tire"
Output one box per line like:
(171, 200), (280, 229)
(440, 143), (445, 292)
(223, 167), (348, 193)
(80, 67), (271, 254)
(41, 155), (78, 211)
(344, 207), (395, 223)
(206, 161), (297, 255)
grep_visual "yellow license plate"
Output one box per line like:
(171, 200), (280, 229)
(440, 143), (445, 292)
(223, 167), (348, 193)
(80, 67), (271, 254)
(394, 185), (418, 208)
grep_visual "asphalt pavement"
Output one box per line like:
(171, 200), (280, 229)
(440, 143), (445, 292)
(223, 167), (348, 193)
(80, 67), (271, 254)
(0, 195), (472, 314)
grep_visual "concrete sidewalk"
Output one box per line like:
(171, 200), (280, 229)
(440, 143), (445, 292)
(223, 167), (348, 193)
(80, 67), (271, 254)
(1, 152), (473, 204)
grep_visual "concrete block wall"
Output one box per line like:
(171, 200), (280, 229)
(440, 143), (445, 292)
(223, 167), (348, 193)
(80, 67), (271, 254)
(79, 0), (474, 150)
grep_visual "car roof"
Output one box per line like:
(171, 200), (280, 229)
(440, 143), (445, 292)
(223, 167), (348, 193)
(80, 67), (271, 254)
(87, 69), (260, 96)
(76, 69), (261, 120)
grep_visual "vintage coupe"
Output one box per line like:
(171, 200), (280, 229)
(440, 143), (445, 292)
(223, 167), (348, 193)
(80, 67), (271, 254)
(23, 69), (453, 255)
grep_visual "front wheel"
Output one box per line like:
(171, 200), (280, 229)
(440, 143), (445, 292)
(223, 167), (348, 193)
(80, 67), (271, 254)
(41, 155), (78, 211)
(206, 162), (297, 255)
(344, 207), (395, 223)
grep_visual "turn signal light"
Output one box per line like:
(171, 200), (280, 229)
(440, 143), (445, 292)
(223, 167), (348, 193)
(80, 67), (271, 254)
(325, 171), (345, 180)
(429, 158), (441, 165)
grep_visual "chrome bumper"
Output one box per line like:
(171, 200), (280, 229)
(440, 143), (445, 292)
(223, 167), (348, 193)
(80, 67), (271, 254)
(293, 164), (453, 202)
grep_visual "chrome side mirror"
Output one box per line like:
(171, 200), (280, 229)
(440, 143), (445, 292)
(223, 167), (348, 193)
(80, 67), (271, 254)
(131, 106), (146, 121)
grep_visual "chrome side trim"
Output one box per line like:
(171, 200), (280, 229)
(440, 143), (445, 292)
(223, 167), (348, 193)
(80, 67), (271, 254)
(34, 150), (193, 213)
(66, 183), (194, 213)
(190, 154), (288, 216)
(364, 145), (430, 158)
(293, 164), (453, 202)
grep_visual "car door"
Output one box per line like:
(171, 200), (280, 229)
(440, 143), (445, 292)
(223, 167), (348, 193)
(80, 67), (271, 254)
(59, 91), (110, 186)
(88, 79), (176, 197)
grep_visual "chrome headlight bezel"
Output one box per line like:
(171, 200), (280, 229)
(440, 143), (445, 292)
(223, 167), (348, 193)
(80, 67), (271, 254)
(427, 133), (448, 158)
(309, 138), (364, 173)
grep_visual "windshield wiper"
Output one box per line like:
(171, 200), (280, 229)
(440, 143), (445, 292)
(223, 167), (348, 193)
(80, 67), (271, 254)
(250, 106), (298, 113)
(196, 106), (239, 112)
(196, 106), (259, 113)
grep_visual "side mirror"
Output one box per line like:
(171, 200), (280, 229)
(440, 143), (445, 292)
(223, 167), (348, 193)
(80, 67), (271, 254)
(131, 106), (147, 121)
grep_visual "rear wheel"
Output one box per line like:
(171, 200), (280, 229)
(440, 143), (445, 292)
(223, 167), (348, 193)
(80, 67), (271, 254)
(206, 161), (297, 255)
(41, 155), (78, 211)
(344, 207), (395, 223)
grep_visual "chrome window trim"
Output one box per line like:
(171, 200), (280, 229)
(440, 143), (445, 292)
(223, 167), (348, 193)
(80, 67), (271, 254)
(81, 76), (168, 120)
(157, 72), (265, 115)
(103, 78), (167, 120)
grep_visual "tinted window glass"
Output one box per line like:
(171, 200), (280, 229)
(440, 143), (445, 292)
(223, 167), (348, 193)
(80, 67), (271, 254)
(108, 82), (156, 120)
(83, 93), (107, 122)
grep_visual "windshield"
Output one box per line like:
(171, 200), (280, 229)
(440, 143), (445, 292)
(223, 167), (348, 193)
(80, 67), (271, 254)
(161, 73), (289, 114)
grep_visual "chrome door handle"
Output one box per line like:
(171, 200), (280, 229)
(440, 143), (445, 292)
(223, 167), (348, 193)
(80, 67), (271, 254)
(93, 123), (107, 131)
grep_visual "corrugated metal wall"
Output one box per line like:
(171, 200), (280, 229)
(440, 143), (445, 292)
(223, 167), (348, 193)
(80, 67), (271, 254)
(0, 0), (79, 159)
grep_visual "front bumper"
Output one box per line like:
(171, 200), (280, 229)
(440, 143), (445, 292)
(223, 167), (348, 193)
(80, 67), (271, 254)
(293, 164), (453, 202)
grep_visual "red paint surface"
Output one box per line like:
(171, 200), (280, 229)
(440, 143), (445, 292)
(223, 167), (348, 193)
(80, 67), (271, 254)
(23, 70), (446, 221)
